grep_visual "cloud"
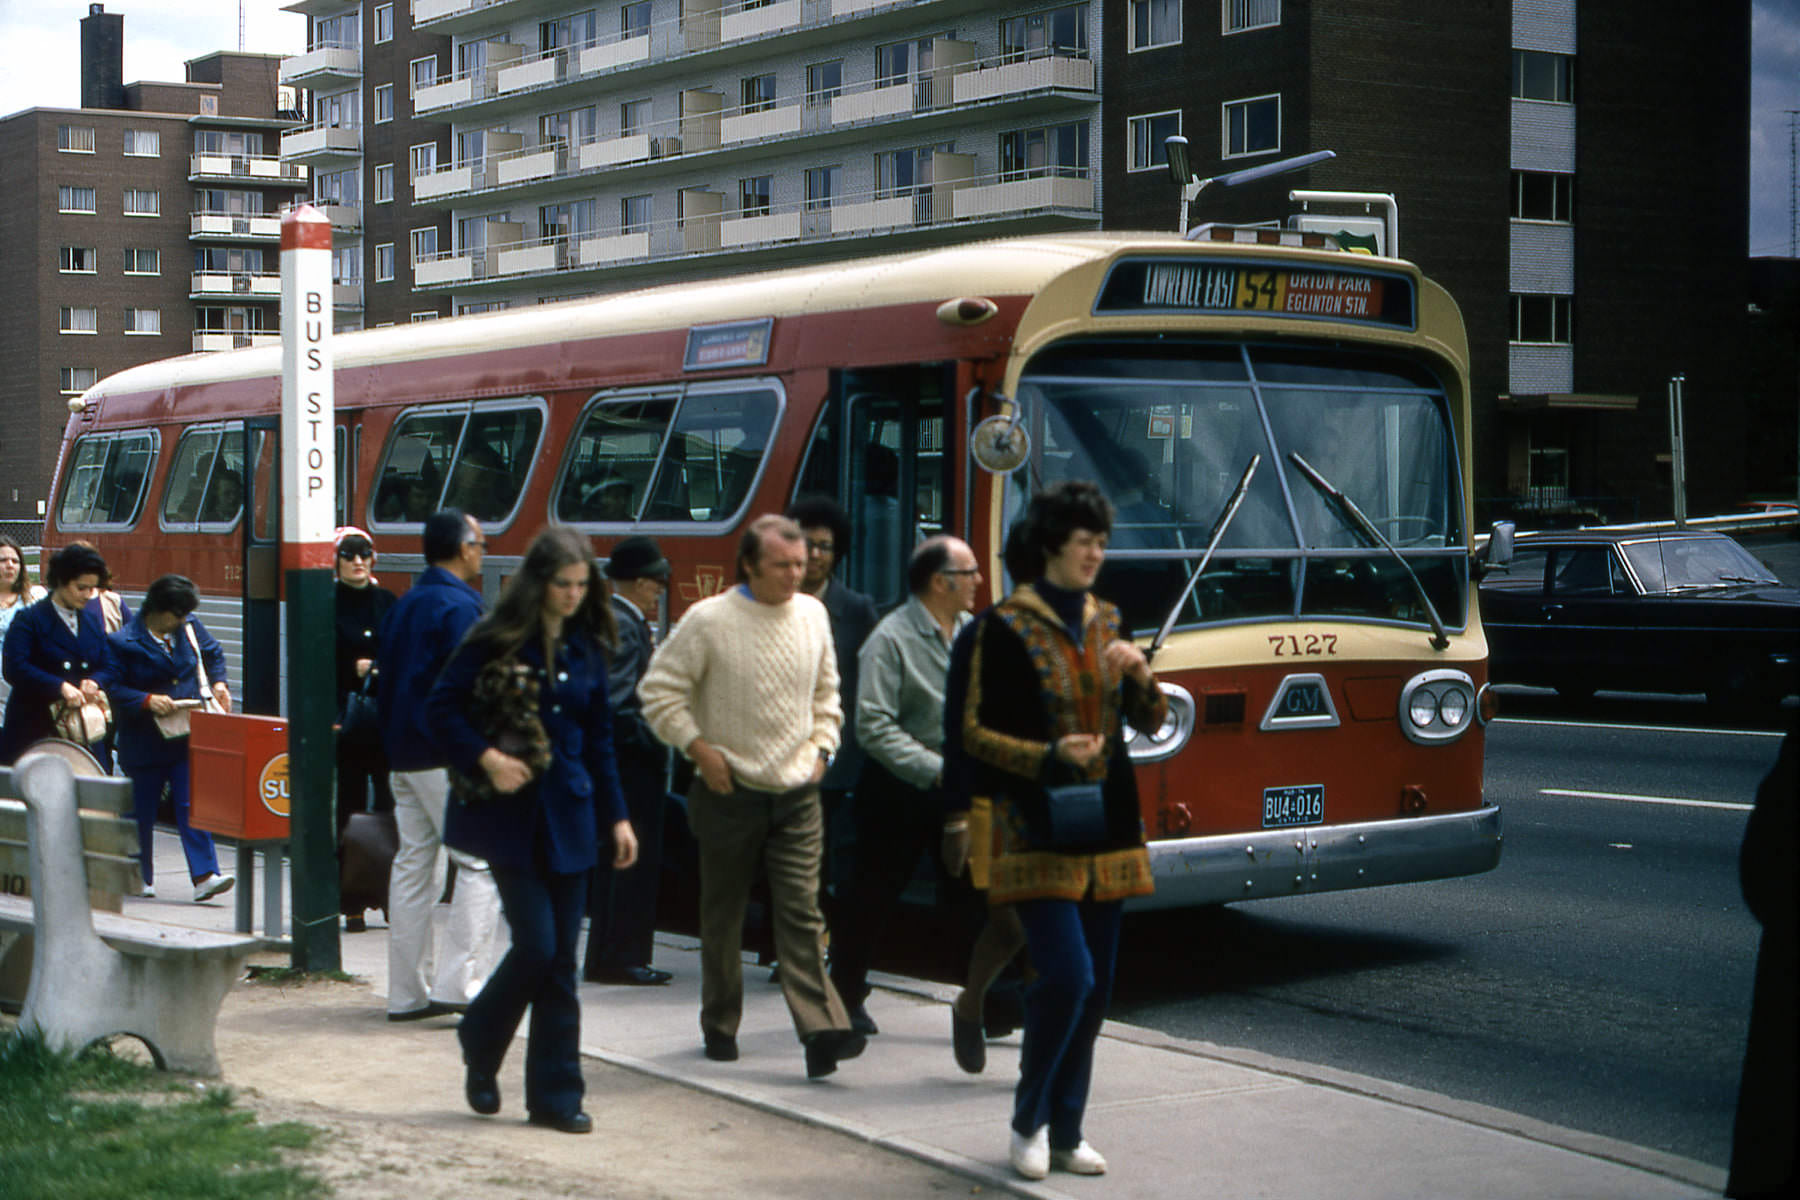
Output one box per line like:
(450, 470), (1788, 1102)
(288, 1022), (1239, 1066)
(1751, 0), (1800, 256)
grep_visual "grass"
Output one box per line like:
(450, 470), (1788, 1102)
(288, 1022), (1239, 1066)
(0, 1029), (328, 1200)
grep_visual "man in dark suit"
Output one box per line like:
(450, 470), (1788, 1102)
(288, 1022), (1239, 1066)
(583, 535), (674, 986)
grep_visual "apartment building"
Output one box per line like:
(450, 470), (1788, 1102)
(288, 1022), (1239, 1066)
(0, 5), (307, 524)
(1101, 0), (1754, 522)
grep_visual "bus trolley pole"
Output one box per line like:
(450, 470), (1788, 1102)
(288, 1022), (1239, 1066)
(280, 205), (341, 971)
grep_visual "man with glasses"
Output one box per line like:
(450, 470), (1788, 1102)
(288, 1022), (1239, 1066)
(376, 509), (504, 1021)
(828, 535), (980, 1035)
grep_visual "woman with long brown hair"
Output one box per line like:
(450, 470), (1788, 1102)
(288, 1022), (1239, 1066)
(427, 526), (637, 1134)
(0, 537), (47, 727)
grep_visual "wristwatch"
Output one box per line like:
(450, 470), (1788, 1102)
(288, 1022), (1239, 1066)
(818, 748), (834, 768)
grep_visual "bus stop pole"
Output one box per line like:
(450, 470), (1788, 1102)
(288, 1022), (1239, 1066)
(280, 205), (341, 971)
(1667, 373), (1688, 527)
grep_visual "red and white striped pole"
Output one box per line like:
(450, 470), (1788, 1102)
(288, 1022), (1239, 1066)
(280, 204), (340, 970)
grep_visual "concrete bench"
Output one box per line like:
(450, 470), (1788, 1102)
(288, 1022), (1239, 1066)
(0, 747), (259, 1076)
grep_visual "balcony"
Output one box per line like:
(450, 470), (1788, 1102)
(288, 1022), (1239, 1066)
(411, 166), (1097, 290)
(280, 43), (360, 88)
(189, 271), (282, 300)
(193, 330), (278, 352)
(317, 202), (362, 233)
(281, 123), (362, 163)
(190, 211), (283, 241)
(334, 281), (364, 311)
(189, 154), (309, 185)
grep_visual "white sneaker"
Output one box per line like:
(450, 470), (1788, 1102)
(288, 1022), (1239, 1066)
(138, 880), (155, 898)
(1009, 1126), (1049, 1181)
(194, 873), (236, 902)
(1051, 1140), (1108, 1175)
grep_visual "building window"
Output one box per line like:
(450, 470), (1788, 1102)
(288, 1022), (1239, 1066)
(877, 144), (952, 197)
(374, 3), (393, 42)
(58, 185), (96, 213)
(57, 124), (95, 152)
(540, 106), (597, 148)
(1512, 171), (1573, 222)
(410, 143), (438, 177)
(539, 199), (596, 240)
(1223, 0), (1280, 33)
(1000, 122), (1088, 179)
(1510, 294), (1573, 344)
(375, 163), (394, 204)
(60, 307), (98, 334)
(374, 84), (394, 123)
(60, 367), (99, 394)
(805, 165), (840, 210)
(1128, 111), (1181, 171)
(195, 128), (263, 156)
(411, 227), (439, 264)
(123, 247), (160, 275)
(375, 242), (395, 281)
(621, 1), (650, 36)
(1129, 0), (1180, 51)
(621, 194), (651, 233)
(194, 246), (265, 274)
(739, 175), (772, 217)
(59, 246), (98, 273)
(320, 89), (360, 128)
(123, 308), (161, 335)
(1001, 4), (1087, 60)
(741, 73), (777, 114)
(541, 9), (597, 51)
(805, 61), (842, 106)
(877, 37), (939, 87)
(1512, 50), (1574, 103)
(122, 128), (160, 157)
(620, 98), (650, 136)
(410, 56), (437, 95)
(411, 312), (440, 323)
(1223, 94), (1279, 157)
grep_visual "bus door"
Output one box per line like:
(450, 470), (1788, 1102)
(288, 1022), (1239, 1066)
(795, 365), (953, 610)
(242, 418), (280, 715)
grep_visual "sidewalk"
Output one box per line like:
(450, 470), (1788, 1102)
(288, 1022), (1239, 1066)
(131, 829), (1724, 1200)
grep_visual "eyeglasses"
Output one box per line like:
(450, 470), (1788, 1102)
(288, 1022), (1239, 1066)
(805, 540), (835, 554)
(467, 539), (488, 551)
(338, 549), (373, 561)
(939, 567), (980, 577)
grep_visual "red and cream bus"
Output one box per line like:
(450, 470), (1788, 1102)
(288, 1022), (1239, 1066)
(48, 230), (1502, 907)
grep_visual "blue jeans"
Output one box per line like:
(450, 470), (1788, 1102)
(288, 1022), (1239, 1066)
(458, 863), (588, 1119)
(128, 756), (220, 887)
(1012, 897), (1124, 1148)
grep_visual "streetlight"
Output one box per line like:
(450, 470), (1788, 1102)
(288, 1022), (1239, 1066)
(1164, 136), (1336, 236)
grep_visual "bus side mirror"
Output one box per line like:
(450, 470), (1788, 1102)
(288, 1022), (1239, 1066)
(1474, 521), (1515, 577)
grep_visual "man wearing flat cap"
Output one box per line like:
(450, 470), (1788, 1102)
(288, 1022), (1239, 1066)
(583, 536), (674, 985)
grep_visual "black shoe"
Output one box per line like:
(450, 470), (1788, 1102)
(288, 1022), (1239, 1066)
(344, 915), (366, 933)
(952, 1007), (986, 1074)
(527, 1110), (593, 1134)
(803, 1028), (867, 1079)
(586, 965), (672, 986)
(703, 1032), (739, 1062)
(767, 961), (781, 983)
(464, 1068), (500, 1115)
(389, 1000), (462, 1022)
(847, 1002), (879, 1036)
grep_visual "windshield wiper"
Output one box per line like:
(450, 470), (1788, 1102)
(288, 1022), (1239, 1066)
(1286, 453), (1451, 651)
(1147, 454), (1260, 661)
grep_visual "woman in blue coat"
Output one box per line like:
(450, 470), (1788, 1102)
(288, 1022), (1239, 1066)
(428, 526), (637, 1134)
(101, 574), (235, 902)
(1, 543), (113, 770)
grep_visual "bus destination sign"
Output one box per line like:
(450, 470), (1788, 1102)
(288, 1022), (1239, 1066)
(1096, 258), (1415, 329)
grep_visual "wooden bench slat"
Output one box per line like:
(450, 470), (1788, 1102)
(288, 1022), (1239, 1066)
(1, 807), (139, 857)
(0, 895), (255, 960)
(0, 768), (132, 815)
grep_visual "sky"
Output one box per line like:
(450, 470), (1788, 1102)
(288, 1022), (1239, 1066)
(0, 0), (1795, 257)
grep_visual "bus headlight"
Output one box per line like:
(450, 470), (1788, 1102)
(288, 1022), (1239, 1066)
(1398, 670), (1476, 745)
(1125, 683), (1195, 763)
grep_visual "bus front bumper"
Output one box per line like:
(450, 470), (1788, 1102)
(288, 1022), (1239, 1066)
(1129, 804), (1503, 911)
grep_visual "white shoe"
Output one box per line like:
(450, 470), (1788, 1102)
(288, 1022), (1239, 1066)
(1051, 1140), (1108, 1175)
(1009, 1126), (1049, 1180)
(138, 880), (155, 898)
(194, 873), (236, 902)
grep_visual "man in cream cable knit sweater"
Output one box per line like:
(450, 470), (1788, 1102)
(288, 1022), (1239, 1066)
(637, 514), (867, 1079)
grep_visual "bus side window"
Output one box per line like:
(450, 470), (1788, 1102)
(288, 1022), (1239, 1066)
(57, 432), (156, 528)
(372, 411), (463, 525)
(644, 388), (778, 524)
(199, 435), (248, 527)
(555, 396), (678, 523)
(162, 428), (223, 526)
(442, 406), (544, 525)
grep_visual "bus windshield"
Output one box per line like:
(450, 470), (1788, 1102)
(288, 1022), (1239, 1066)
(1013, 340), (1467, 638)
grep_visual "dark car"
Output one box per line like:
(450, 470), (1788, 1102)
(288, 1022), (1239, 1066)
(1479, 529), (1800, 706)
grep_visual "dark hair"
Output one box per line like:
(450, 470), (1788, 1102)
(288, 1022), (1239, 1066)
(1001, 520), (1037, 584)
(466, 526), (615, 656)
(1019, 481), (1112, 578)
(736, 514), (804, 584)
(141, 574), (200, 619)
(0, 536), (30, 597)
(907, 536), (954, 596)
(422, 508), (473, 564)
(785, 495), (852, 564)
(46, 543), (109, 590)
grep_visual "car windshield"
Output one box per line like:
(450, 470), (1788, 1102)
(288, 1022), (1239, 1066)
(1008, 340), (1467, 636)
(1621, 536), (1780, 593)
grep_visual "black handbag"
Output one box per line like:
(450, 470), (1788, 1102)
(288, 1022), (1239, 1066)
(447, 656), (553, 805)
(339, 808), (398, 915)
(337, 673), (381, 751)
(1043, 781), (1109, 849)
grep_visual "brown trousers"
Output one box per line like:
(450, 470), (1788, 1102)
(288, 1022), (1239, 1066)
(687, 779), (850, 1041)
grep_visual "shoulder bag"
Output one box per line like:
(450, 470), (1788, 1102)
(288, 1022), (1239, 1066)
(447, 655), (554, 805)
(337, 671), (381, 751)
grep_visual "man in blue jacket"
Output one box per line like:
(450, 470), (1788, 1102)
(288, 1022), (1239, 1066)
(377, 509), (503, 1021)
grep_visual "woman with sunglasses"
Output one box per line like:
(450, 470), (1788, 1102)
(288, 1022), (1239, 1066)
(334, 526), (397, 931)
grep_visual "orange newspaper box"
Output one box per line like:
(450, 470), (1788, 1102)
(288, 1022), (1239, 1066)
(190, 711), (290, 841)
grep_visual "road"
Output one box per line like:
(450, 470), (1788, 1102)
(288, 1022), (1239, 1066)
(1106, 712), (1785, 1169)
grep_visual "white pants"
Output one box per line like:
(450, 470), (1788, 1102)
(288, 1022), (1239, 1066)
(386, 768), (506, 1013)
